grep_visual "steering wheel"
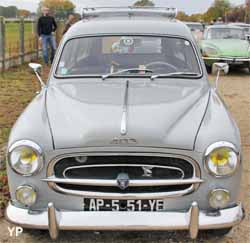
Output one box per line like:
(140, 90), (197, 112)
(145, 61), (178, 73)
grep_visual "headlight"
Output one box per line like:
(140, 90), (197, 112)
(8, 140), (43, 176)
(209, 189), (230, 209)
(16, 185), (37, 206)
(203, 46), (219, 56)
(204, 141), (240, 177)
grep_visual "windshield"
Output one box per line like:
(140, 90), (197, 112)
(207, 28), (245, 40)
(56, 36), (201, 77)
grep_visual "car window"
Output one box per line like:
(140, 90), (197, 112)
(188, 24), (203, 32)
(56, 36), (201, 77)
(206, 28), (245, 40)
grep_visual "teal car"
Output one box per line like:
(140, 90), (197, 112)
(201, 25), (250, 72)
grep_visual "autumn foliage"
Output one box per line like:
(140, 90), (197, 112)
(38, 0), (75, 19)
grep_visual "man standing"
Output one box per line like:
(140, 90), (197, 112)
(37, 7), (57, 65)
(62, 14), (76, 34)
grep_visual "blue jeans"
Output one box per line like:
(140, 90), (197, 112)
(41, 34), (56, 64)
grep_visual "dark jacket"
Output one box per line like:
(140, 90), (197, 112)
(38, 16), (57, 36)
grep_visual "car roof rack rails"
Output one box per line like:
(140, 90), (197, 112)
(82, 6), (178, 19)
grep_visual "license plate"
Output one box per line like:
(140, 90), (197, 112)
(83, 198), (164, 211)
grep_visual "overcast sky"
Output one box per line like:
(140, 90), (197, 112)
(0, 0), (246, 14)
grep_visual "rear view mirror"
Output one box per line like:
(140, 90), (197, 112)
(212, 63), (229, 90)
(29, 63), (45, 88)
(29, 63), (42, 75)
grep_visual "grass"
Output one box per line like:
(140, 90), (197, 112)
(6, 22), (34, 46)
(5, 22), (36, 57)
(0, 64), (41, 148)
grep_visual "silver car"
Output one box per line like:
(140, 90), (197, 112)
(5, 7), (244, 240)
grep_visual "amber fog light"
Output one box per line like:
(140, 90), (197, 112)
(209, 189), (230, 209)
(16, 185), (37, 207)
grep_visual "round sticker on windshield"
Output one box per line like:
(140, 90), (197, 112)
(185, 41), (190, 46)
(122, 37), (134, 46)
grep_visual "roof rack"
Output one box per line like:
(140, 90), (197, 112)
(82, 6), (178, 19)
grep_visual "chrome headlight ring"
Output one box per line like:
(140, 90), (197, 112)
(204, 141), (240, 178)
(8, 140), (44, 176)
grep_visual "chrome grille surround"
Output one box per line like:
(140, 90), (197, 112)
(44, 152), (203, 199)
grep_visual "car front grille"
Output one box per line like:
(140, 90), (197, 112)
(44, 153), (203, 199)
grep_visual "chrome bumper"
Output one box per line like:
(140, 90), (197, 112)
(5, 202), (244, 240)
(203, 57), (250, 62)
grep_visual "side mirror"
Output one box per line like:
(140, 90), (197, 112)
(212, 63), (229, 90)
(245, 34), (250, 41)
(29, 63), (45, 88)
(29, 63), (42, 73)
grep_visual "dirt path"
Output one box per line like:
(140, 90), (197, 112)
(0, 69), (249, 243)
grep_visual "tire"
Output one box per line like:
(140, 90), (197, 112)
(205, 65), (212, 73)
(200, 227), (232, 237)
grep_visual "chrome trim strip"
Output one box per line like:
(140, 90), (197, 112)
(5, 202), (245, 240)
(62, 163), (185, 179)
(203, 57), (250, 61)
(46, 183), (196, 200)
(120, 80), (129, 135)
(46, 152), (202, 199)
(42, 176), (203, 187)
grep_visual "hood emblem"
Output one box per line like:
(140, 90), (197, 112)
(142, 166), (153, 177)
(111, 138), (137, 145)
(116, 173), (130, 190)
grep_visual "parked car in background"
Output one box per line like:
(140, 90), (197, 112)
(184, 22), (204, 41)
(5, 7), (244, 241)
(200, 25), (250, 72)
(229, 23), (250, 34)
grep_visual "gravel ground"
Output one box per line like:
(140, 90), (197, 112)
(0, 69), (249, 243)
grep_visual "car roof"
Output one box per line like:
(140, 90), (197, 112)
(230, 23), (250, 27)
(65, 16), (192, 39)
(184, 22), (203, 26)
(206, 24), (244, 30)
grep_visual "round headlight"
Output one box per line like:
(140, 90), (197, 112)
(205, 142), (240, 177)
(209, 189), (230, 209)
(203, 47), (219, 56)
(16, 185), (37, 207)
(8, 140), (43, 176)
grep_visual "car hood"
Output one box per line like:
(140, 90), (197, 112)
(46, 80), (210, 150)
(202, 39), (250, 57)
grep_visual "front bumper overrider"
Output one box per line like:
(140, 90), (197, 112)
(5, 201), (244, 240)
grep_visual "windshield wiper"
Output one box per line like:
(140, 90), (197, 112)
(102, 68), (153, 80)
(150, 72), (200, 81)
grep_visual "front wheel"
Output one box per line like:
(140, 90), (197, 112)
(205, 65), (212, 74)
(200, 227), (232, 237)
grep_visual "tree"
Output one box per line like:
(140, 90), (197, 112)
(203, 0), (232, 22)
(18, 9), (31, 18)
(133, 0), (155, 7)
(38, 0), (75, 19)
(176, 11), (190, 21)
(0, 6), (18, 18)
